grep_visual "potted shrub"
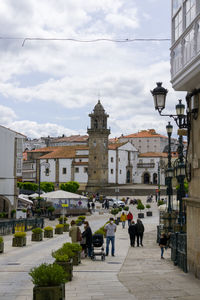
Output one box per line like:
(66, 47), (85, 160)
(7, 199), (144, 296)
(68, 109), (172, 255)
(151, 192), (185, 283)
(78, 216), (86, 222)
(29, 263), (66, 300)
(123, 206), (129, 211)
(0, 236), (4, 253)
(52, 250), (73, 281)
(32, 228), (43, 241)
(44, 226), (53, 238)
(12, 232), (26, 247)
(48, 206), (55, 220)
(137, 202), (145, 219)
(58, 216), (68, 224)
(111, 208), (119, 224)
(62, 243), (82, 266)
(63, 223), (69, 232)
(11, 209), (16, 219)
(75, 218), (82, 226)
(146, 204), (153, 216)
(55, 224), (64, 235)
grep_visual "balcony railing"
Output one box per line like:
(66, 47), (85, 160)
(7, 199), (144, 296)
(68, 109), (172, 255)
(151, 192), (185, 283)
(171, 15), (200, 80)
(137, 163), (155, 168)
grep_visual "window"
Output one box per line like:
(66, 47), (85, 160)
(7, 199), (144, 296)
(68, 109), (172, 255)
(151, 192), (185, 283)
(185, 0), (196, 28)
(174, 9), (182, 41)
(111, 157), (114, 163)
(16, 158), (22, 173)
(119, 158), (120, 162)
(150, 159), (154, 163)
(172, 0), (182, 16)
(184, 28), (195, 65)
(45, 168), (49, 176)
(111, 169), (114, 174)
(79, 159), (82, 162)
(94, 170), (96, 174)
(139, 159), (143, 163)
(120, 170), (122, 174)
(75, 167), (79, 173)
(84, 167), (88, 173)
(63, 168), (67, 174)
(94, 156), (96, 160)
(93, 141), (96, 147)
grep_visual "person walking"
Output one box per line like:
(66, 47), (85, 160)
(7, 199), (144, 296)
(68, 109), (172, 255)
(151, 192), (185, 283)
(159, 233), (168, 259)
(91, 201), (95, 212)
(127, 211), (133, 226)
(69, 220), (81, 243)
(82, 221), (93, 257)
(104, 217), (117, 256)
(135, 219), (144, 247)
(128, 220), (137, 247)
(120, 212), (127, 228)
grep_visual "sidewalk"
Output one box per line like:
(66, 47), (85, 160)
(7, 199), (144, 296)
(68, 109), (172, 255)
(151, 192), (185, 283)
(119, 226), (200, 300)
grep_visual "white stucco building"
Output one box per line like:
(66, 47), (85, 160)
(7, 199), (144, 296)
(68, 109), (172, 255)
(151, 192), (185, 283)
(0, 125), (25, 215)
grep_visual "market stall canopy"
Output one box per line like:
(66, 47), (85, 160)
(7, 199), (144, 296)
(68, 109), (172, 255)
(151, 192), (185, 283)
(42, 190), (87, 199)
(18, 194), (33, 204)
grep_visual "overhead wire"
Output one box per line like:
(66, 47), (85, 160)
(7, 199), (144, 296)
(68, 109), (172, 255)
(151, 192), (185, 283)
(0, 36), (171, 47)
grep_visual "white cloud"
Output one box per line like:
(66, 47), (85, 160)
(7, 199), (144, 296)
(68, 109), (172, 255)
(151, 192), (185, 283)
(0, 105), (17, 125)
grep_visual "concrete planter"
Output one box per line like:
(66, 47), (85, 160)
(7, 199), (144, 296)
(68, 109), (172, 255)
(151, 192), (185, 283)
(72, 251), (81, 266)
(0, 242), (4, 253)
(138, 213), (144, 219)
(32, 233), (43, 242)
(44, 230), (53, 238)
(146, 211), (153, 217)
(33, 284), (65, 300)
(55, 227), (64, 235)
(63, 224), (69, 232)
(12, 237), (26, 247)
(56, 260), (73, 281)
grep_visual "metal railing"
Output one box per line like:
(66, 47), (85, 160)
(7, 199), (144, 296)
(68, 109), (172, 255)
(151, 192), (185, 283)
(0, 218), (44, 235)
(137, 163), (155, 168)
(170, 232), (187, 273)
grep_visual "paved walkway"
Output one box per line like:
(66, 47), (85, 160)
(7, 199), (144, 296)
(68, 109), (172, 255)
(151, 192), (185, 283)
(1, 200), (200, 299)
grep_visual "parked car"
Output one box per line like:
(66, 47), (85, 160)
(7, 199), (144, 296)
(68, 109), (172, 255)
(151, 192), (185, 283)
(107, 198), (125, 208)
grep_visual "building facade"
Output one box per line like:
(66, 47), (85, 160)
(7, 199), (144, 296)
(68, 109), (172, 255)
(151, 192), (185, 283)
(118, 129), (169, 153)
(0, 125), (25, 216)
(171, 0), (200, 278)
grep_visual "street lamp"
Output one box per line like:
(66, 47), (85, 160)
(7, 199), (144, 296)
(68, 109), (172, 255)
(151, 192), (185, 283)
(166, 122), (173, 214)
(151, 82), (187, 230)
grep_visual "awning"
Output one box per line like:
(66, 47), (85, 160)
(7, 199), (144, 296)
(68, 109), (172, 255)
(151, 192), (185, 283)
(18, 195), (33, 205)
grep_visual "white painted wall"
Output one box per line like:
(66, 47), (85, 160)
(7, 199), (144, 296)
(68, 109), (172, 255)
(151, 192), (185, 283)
(40, 159), (56, 182)
(59, 159), (72, 182)
(108, 150), (116, 183)
(0, 126), (25, 207)
(74, 166), (88, 183)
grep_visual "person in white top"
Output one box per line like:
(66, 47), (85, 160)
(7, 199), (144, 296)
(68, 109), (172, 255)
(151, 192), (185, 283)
(104, 218), (117, 256)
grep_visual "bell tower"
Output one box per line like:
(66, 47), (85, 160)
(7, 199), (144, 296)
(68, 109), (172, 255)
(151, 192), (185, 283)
(86, 100), (110, 192)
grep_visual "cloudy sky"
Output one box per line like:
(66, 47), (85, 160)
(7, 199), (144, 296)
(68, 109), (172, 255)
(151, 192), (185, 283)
(0, 0), (186, 139)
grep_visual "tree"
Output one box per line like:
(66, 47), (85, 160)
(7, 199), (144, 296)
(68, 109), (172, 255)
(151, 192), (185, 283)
(40, 182), (54, 193)
(17, 182), (38, 191)
(60, 181), (80, 193)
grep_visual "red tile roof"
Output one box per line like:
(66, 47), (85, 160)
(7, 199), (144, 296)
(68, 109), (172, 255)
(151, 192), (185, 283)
(121, 129), (167, 139)
(108, 142), (127, 150)
(139, 152), (168, 158)
(28, 146), (88, 159)
(53, 135), (88, 143)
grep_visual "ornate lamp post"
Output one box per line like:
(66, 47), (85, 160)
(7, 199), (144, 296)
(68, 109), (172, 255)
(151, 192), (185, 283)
(166, 122), (173, 214)
(151, 83), (187, 229)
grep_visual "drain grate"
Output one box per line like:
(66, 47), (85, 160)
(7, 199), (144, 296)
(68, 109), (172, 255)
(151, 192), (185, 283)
(107, 262), (121, 264)
(7, 263), (20, 265)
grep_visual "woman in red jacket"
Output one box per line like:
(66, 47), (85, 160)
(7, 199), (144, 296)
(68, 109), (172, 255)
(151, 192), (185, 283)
(127, 211), (133, 226)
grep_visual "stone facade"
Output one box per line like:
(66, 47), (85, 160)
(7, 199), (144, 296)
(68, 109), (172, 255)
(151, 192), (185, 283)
(86, 101), (110, 192)
(171, 0), (200, 278)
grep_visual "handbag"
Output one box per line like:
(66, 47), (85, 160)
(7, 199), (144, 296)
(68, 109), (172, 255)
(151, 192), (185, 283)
(77, 227), (82, 242)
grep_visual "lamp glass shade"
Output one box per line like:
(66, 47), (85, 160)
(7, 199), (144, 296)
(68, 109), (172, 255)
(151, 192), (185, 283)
(176, 100), (185, 116)
(177, 162), (185, 177)
(151, 82), (168, 111)
(166, 167), (174, 178)
(166, 122), (173, 134)
(191, 94), (199, 112)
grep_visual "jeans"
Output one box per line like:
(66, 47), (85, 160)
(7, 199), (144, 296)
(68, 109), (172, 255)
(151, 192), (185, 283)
(122, 221), (125, 228)
(161, 247), (164, 258)
(87, 246), (92, 257)
(106, 236), (115, 255)
(128, 220), (131, 226)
